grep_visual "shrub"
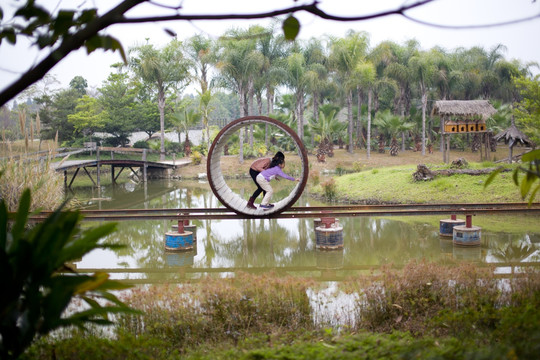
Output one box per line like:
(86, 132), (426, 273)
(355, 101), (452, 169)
(352, 161), (364, 172)
(0, 188), (136, 360)
(321, 178), (337, 201)
(309, 170), (320, 186)
(133, 140), (149, 149)
(191, 150), (202, 165)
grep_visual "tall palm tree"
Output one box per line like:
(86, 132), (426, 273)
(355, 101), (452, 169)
(409, 49), (437, 155)
(354, 61), (376, 157)
(198, 89), (214, 150)
(303, 38), (329, 146)
(185, 34), (216, 95)
(329, 30), (370, 153)
(254, 26), (289, 148)
(129, 39), (190, 160)
(286, 51), (308, 140)
(216, 29), (262, 162)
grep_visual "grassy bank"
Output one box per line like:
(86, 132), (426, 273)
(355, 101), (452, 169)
(23, 261), (540, 359)
(310, 162), (533, 204)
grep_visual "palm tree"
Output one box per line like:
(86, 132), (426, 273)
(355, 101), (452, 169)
(185, 34), (216, 95)
(354, 61), (376, 156)
(170, 107), (201, 156)
(409, 49), (437, 155)
(286, 51), (308, 140)
(309, 106), (345, 161)
(129, 39), (190, 160)
(374, 109), (414, 156)
(303, 38), (329, 146)
(198, 89), (214, 150)
(216, 29), (262, 163)
(329, 30), (370, 153)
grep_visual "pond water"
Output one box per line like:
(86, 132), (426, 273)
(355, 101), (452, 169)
(73, 179), (540, 283)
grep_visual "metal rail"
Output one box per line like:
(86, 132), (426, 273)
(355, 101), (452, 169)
(29, 202), (540, 221)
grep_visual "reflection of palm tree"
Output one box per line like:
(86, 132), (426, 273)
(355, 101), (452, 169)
(492, 239), (537, 273)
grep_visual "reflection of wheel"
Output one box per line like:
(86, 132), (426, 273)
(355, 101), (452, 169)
(207, 116), (309, 216)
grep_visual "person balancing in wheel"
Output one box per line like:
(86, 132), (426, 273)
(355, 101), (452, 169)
(247, 151), (284, 209)
(255, 157), (300, 210)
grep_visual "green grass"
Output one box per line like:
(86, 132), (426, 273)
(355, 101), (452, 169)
(311, 163), (533, 204)
(21, 264), (540, 359)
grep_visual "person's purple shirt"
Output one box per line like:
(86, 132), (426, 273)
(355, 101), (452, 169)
(259, 166), (295, 181)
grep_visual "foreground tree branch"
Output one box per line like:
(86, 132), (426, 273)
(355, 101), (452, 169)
(0, 0), (435, 107)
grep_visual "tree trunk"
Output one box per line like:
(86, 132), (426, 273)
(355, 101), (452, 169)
(238, 84), (247, 164)
(296, 91), (304, 140)
(158, 90), (166, 161)
(312, 92), (319, 148)
(248, 79), (254, 148)
(367, 88), (372, 159)
(357, 86), (364, 149)
(421, 88), (427, 156)
(347, 90), (353, 153)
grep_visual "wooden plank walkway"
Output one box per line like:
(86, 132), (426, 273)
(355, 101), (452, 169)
(53, 158), (191, 188)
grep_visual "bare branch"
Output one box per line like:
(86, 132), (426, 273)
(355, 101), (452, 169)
(403, 11), (540, 29)
(116, 0), (436, 24)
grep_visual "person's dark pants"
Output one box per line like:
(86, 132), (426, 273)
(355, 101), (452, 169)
(250, 168), (266, 200)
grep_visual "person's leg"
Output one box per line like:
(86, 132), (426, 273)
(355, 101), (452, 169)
(256, 174), (273, 206)
(249, 168), (264, 200)
(246, 169), (262, 208)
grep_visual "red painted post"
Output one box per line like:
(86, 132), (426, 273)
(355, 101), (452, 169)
(466, 214), (472, 228)
(451, 214), (457, 220)
(320, 217), (335, 228)
(177, 219), (184, 233)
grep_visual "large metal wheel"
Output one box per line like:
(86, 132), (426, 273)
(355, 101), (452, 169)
(206, 116), (309, 216)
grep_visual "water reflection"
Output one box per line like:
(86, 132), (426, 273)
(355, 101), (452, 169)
(75, 180), (540, 281)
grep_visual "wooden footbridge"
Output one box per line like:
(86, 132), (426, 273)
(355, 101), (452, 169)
(52, 146), (188, 188)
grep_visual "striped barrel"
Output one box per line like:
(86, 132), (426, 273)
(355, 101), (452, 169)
(439, 218), (465, 237)
(165, 231), (194, 251)
(315, 225), (344, 250)
(453, 225), (481, 247)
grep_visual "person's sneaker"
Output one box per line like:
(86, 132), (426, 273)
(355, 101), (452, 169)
(246, 203), (257, 209)
(259, 204), (272, 210)
(268, 203), (275, 207)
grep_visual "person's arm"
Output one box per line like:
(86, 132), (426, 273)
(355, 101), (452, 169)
(275, 168), (296, 181)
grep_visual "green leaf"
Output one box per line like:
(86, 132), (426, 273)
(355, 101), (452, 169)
(2, 29), (17, 44)
(282, 15), (300, 41)
(483, 167), (503, 188)
(520, 172), (534, 199)
(0, 200), (7, 250)
(52, 10), (75, 36)
(12, 189), (31, 241)
(78, 9), (98, 23)
(512, 168), (519, 186)
(85, 35), (127, 64)
(528, 184), (539, 206)
(522, 149), (540, 162)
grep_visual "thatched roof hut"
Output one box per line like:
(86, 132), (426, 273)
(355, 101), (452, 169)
(432, 100), (497, 163)
(494, 124), (535, 148)
(494, 116), (536, 163)
(431, 100), (496, 120)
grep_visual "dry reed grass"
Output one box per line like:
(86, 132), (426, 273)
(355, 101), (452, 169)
(0, 150), (63, 211)
(342, 260), (540, 336)
(118, 273), (314, 348)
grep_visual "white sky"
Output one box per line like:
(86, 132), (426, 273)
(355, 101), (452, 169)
(1, 0), (539, 101)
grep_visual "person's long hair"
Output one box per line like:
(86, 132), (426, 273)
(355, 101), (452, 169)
(268, 157), (284, 168)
